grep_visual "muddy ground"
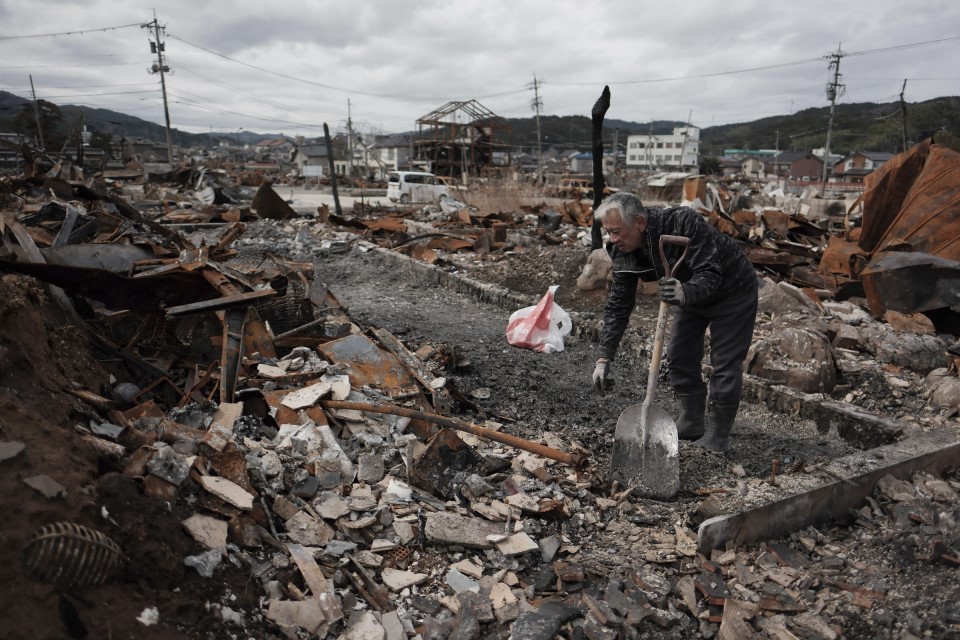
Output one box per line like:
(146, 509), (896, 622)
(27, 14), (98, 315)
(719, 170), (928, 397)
(0, 216), (958, 639)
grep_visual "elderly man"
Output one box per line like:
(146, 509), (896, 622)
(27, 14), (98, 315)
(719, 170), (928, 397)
(591, 192), (758, 453)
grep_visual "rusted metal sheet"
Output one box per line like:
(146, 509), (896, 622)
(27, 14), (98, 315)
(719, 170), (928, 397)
(251, 182), (295, 220)
(363, 218), (407, 233)
(742, 246), (809, 272)
(819, 236), (869, 278)
(859, 140), (960, 261)
(318, 334), (420, 399)
(861, 251), (960, 316)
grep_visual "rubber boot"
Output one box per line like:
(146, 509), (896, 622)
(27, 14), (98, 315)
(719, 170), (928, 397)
(694, 402), (739, 453)
(675, 390), (706, 440)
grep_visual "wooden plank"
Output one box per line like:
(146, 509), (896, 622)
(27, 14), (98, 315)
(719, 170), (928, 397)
(698, 432), (960, 555)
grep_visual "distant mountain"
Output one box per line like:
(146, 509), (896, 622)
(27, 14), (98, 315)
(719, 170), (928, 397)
(2, 89), (957, 159)
(502, 97), (960, 158)
(0, 90), (255, 149)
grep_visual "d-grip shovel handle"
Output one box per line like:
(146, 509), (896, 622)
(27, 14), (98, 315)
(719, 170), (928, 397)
(658, 235), (690, 279)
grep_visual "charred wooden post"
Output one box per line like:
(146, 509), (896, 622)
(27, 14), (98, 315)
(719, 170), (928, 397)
(323, 123), (342, 217)
(590, 85), (611, 251)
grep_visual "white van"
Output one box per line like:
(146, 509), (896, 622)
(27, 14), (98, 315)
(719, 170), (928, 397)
(387, 171), (449, 204)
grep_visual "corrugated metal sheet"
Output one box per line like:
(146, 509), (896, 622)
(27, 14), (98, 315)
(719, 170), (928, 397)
(859, 141), (960, 261)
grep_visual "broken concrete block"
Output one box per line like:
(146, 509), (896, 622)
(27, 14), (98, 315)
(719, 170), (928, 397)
(281, 381), (332, 410)
(24, 474), (67, 498)
(860, 322), (947, 373)
(490, 582), (519, 624)
(346, 484), (377, 511)
(321, 373), (351, 400)
(343, 611), (384, 640)
(146, 445), (193, 486)
(0, 441), (25, 462)
(576, 248), (612, 291)
(381, 610), (404, 640)
(313, 492), (350, 520)
(285, 511), (335, 547)
(446, 567), (479, 593)
(381, 568), (428, 591)
(184, 546), (224, 578)
(393, 521), (416, 545)
(357, 452), (385, 484)
(832, 324), (861, 350)
(266, 599), (325, 634)
(746, 326), (837, 393)
(931, 376), (960, 411)
(272, 495), (300, 521)
(539, 534), (562, 563)
(457, 589), (495, 623)
(425, 512), (504, 549)
(452, 559), (484, 579)
(198, 476), (254, 510)
(758, 280), (815, 316)
(325, 540), (358, 557)
(495, 532), (539, 556)
(182, 514), (229, 549)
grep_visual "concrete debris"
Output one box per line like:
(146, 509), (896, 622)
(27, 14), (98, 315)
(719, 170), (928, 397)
(2, 150), (959, 640)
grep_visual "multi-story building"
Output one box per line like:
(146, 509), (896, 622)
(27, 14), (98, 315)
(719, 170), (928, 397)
(625, 126), (700, 170)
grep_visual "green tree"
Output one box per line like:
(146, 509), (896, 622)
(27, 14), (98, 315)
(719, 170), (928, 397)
(12, 99), (64, 150)
(700, 156), (722, 175)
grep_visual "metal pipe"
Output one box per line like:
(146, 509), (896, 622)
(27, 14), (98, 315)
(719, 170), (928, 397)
(321, 400), (588, 469)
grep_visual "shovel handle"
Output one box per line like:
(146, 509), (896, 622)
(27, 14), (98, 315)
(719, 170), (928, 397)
(658, 235), (690, 279)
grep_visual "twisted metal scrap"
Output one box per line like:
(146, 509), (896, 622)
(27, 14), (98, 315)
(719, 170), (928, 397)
(22, 522), (124, 588)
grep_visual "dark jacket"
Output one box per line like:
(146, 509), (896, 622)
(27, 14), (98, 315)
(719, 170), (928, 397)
(598, 206), (757, 361)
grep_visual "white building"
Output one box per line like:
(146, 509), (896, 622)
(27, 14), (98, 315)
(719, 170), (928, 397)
(625, 126), (700, 170)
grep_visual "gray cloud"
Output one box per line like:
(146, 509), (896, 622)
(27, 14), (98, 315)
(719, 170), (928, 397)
(1, 0), (957, 138)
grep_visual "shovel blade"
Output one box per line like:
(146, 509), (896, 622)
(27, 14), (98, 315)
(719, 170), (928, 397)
(609, 403), (680, 500)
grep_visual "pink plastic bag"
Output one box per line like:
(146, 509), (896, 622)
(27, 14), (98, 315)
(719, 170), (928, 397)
(505, 285), (572, 353)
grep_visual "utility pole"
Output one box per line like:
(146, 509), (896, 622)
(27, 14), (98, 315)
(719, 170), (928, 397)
(528, 74), (544, 183)
(346, 99), (353, 178)
(28, 74), (45, 150)
(774, 129), (780, 178)
(820, 44), (845, 196)
(679, 109), (693, 171)
(144, 11), (174, 164)
(899, 79), (908, 152)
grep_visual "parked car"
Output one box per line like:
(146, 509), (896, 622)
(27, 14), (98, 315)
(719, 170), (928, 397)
(387, 171), (449, 204)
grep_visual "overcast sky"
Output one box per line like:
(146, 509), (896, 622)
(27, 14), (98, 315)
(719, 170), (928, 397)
(2, 1), (959, 142)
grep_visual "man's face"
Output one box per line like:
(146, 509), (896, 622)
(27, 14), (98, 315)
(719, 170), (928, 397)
(602, 209), (646, 253)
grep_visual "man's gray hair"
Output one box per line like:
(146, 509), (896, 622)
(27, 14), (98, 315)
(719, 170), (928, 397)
(594, 192), (646, 225)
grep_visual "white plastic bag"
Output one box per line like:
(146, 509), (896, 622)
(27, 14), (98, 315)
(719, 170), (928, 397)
(505, 285), (573, 353)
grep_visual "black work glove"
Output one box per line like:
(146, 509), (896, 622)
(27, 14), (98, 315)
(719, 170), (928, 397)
(658, 277), (686, 307)
(593, 358), (613, 396)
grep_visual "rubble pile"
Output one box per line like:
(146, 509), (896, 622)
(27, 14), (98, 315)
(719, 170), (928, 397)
(0, 140), (959, 638)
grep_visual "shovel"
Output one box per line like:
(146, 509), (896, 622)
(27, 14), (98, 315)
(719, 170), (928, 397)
(609, 234), (690, 499)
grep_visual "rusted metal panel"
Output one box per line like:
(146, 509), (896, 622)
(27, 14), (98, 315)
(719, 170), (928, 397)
(318, 334), (420, 399)
(871, 144), (960, 260)
(251, 182), (295, 220)
(860, 251), (960, 316)
(819, 236), (869, 278)
(857, 138), (960, 261)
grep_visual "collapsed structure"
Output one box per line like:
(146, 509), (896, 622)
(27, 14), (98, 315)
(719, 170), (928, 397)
(0, 136), (958, 639)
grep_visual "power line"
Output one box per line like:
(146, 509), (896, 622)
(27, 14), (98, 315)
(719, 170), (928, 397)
(549, 33), (960, 87)
(0, 22), (145, 40)
(166, 32), (529, 103)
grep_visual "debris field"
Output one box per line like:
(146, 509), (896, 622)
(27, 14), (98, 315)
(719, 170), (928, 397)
(0, 142), (959, 639)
